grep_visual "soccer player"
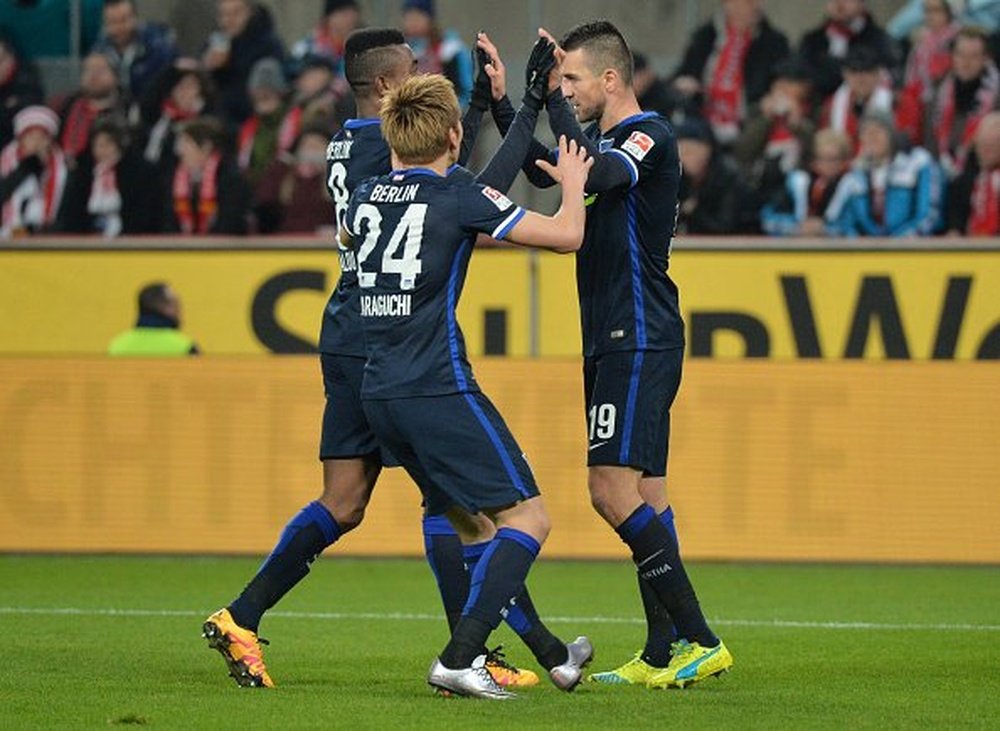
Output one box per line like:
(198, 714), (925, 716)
(343, 73), (593, 699)
(203, 28), (577, 691)
(515, 21), (734, 689)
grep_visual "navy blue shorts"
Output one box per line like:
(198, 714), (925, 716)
(319, 353), (399, 466)
(362, 391), (540, 516)
(583, 348), (682, 477)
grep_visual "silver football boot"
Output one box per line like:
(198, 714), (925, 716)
(549, 636), (595, 691)
(427, 654), (517, 700)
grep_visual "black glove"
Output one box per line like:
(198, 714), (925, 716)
(522, 38), (556, 111)
(469, 38), (492, 112)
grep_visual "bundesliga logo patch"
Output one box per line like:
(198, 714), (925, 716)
(621, 131), (655, 161)
(481, 186), (513, 210)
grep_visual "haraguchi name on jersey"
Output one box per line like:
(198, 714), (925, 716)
(360, 294), (412, 317)
(370, 183), (419, 203)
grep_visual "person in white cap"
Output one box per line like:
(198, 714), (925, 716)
(0, 105), (67, 238)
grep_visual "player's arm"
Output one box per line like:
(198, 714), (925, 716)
(458, 33), (496, 166)
(476, 32), (558, 189)
(502, 135), (592, 253)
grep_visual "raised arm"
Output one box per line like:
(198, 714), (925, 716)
(503, 135), (592, 253)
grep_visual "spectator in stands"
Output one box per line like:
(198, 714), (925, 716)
(820, 45), (893, 151)
(761, 128), (854, 236)
(889, 0), (1000, 39)
(0, 33), (43, 150)
(675, 117), (760, 235)
(139, 59), (217, 174)
(92, 0), (178, 100)
(946, 111), (1000, 234)
(0, 105), (67, 238)
(108, 282), (200, 356)
(254, 125), (335, 234)
(401, 0), (473, 108)
(165, 116), (250, 235)
(799, 0), (899, 103)
(287, 54), (344, 136)
(670, 0), (790, 145)
(733, 58), (816, 204)
(59, 51), (127, 167)
(203, 0), (284, 125)
(57, 115), (160, 236)
(237, 57), (291, 187)
(827, 111), (942, 237)
(290, 0), (361, 79)
(915, 26), (998, 179)
(632, 52), (685, 119)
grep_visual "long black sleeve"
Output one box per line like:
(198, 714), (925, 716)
(474, 102), (542, 193)
(492, 95), (559, 189)
(0, 156), (43, 203)
(546, 90), (633, 193)
(458, 102), (484, 167)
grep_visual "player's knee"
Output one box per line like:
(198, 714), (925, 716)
(317, 494), (367, 533)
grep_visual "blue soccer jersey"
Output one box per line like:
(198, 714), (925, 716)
(577, 112), (685, 357)
(344, 168), (525, 400)
(320, 118), (392, 357)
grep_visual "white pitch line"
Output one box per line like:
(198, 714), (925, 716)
(0, 606), (998, 633)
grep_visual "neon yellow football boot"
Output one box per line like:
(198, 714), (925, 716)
(587, 651), (660, 685)
(484, 646), (540, 687)
(646, 639), (733, 689)
(202, 608), (275, 688)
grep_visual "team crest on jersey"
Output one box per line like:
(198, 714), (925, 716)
(481, 186), (513, 210)
(622, 131), (655, 160)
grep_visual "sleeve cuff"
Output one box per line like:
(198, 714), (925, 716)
(492, 206), (526, 239)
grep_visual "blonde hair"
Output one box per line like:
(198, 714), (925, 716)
(813, 128), (853, 161)
(380, 74), (460, 164)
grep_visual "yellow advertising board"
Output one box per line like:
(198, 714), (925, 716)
(1, 247), (999, 359)
(1, 357), (997, 563)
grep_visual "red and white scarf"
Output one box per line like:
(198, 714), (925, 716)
(826, 80), (893, 147)
(144, 98), (202, 165)
(87, 159), (122, 237)
(934, 64), (999, 177)
(824, 16), (867, 59)
(969, 168), (1000, 235)
(60, 97), (100, 160)
(705, 23), (751, 143)
(905, 22), (959, 103)
(172, 152), (220, 234)
(237, 107), (300, 170)
(0, 140), (67, 237)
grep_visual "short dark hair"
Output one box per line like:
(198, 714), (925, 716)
(180, 116), (224, 149)
(344, 28), (407, 93)
(138, 283), (171, 317)
(560, 20), (633, 85)
(103, 0), (136, 8)
(953, 25), (990, 53)
(90, 114), (130, 150)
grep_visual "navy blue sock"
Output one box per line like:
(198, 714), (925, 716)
(616, 504), (717, 648)
(228, 501), (340, 633)
(439, 528), (540, 669)
(639, 507), (679, 667)
(465, 541), (567, 670)
(422, 515), (469, 633)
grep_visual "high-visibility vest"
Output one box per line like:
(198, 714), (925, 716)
(108, 327), (197, 357)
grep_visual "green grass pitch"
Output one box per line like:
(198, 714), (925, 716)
(3, 555), (998, 729)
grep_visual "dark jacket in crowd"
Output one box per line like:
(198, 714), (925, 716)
(92, 22), (179, 99)
(209, 4), (285, 125)
(0, 43), (44, 149)
(672, 15), (791, 109)
(57, 150), (163, 234)
(678, 155), (761, 235)
(799, 13), (900, 100)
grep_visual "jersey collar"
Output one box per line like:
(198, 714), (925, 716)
(344, 118), (381, 130)
(390, 167), (444, 179)
(606, 111), (659, 134)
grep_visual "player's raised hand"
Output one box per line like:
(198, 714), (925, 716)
(523, 37), (557, 110)
(476, 32), (507, 102)
(538, 27), (566, 93)
(536, 135), (593, 190)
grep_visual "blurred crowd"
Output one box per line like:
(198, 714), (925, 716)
(1, 0), (1000, 239)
